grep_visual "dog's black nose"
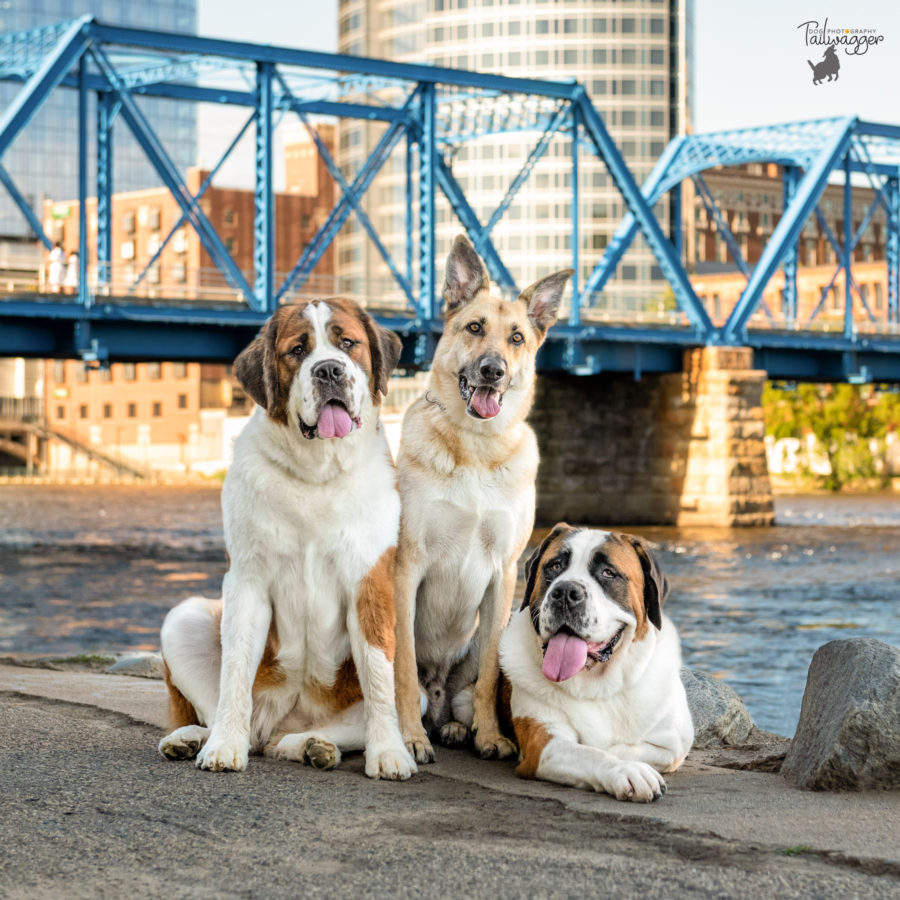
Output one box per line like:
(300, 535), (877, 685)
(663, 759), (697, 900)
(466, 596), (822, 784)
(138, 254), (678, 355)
(478, 356), (506, 383)
(312, 360), (346, 384)
(549, 581), (586, 609)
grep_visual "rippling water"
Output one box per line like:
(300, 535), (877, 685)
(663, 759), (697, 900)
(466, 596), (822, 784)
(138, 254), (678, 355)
(1, 485), (898, 737)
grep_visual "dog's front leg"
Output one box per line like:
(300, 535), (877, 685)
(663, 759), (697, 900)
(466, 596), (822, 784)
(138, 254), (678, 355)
(196, 572), (270, 772)
(393, 543), (434, 763)
(516, 718), (666, 802)
(352, 550), (417, 781)
(470, 562), (518, 760)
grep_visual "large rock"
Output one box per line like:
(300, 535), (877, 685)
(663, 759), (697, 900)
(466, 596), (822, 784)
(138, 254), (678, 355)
(782, 638), (900, 791)
(680, 667), (754, 748)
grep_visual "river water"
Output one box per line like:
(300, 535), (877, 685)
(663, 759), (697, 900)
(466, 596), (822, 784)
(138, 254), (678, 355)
(1, 484), (898, 738)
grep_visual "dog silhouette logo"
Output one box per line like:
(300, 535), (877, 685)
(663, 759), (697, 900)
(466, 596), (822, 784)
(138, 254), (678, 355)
(808, 44), (840, 84)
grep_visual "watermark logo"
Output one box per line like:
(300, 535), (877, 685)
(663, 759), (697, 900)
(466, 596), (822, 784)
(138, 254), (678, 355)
(798, 18), (885, 85)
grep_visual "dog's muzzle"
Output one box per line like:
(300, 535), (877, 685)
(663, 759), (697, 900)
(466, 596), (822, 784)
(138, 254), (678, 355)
(458, 356), (508, 420)
(301, 360), (361, 440)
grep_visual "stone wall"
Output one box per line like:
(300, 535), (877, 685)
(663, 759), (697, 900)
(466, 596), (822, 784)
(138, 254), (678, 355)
(531, 347), (775, 527)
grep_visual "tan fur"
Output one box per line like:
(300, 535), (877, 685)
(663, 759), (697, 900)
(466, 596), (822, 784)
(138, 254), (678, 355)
(163, 660), (200, 730)
(512, 716), (552, 779)
(394, 236), (571, 763)
(357, 546), (397, 661)
(310, 657), (364, 712)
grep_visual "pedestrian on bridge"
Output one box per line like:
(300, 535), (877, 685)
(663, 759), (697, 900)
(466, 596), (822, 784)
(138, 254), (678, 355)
(47, 242), (64, 294)
(64, 249), (79, 295)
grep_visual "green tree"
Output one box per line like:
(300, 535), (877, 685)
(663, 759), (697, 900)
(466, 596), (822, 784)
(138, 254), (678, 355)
(763, 382), (900, 491)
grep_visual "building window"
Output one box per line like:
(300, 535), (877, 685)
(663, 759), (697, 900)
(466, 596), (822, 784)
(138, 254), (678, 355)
(651, 48), (665, 65)
(650, 17), (665, 34)
(225, 237), (236, 253)
(223, 209), (236, 226)
(123, 210), (136, 234)
(53, 360), (66, 384)
(147, 362), (162, 380)
(621, 265), (638, 280)
(621, 17), (636, 33)
(178, 393), (188, 410)
(563, 18), (577, 33)
(173, 362), (188, 378)
(123, 363), (136, 381)
(103, 403), (112, 419)
(127, 403), (137, 418)
(79, 404), (88, 419)
(56, 405), (65, 420)
(148, 207), (161, 231)
(152, 402), (162, 417)
(592, 17), (607, 33)
(75, 366), (88, 384)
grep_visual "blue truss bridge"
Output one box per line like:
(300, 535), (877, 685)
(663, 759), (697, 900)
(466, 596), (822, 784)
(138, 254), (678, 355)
(1, 17), (900, 381)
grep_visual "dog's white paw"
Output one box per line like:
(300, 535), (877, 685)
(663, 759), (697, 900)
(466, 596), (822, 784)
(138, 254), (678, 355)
(604, 762), (666, 803)
(365, 743), (417, 781)
(158, 725), (210, 760)
(196, 735), (249, 772)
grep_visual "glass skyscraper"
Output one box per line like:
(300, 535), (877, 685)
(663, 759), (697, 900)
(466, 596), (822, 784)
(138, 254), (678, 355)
(0, 1), (197, 242)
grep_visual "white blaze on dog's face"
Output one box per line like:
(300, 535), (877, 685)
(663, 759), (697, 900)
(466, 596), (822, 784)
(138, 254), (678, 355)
(522, 524), (667, 683)
(233, 298), (402, 440)
(434, 234), (573, 422)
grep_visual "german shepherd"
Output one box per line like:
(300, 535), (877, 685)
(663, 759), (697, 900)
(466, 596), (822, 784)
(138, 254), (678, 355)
(393, 234), (573, 762)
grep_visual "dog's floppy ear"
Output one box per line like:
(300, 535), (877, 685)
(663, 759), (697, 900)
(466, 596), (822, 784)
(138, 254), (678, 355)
(520, 269), (574, 335)
(625, 535), (667, 631)
(234, 310), (288, 425)
(361, 310), (403, 400)
(442, 233), (490, 316)
(521, 523), (573, 612)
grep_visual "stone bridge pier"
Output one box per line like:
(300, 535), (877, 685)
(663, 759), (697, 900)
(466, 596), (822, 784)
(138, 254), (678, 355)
(531, 346), (775, 527)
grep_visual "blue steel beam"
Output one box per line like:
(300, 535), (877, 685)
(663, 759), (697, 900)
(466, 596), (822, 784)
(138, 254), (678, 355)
(570, 103), (580, 323)
(0, 162), (52, 249)
(0, 16), (90, 159)
(135, 110), (257, 287)
(576, 91), (713, 338)
(90, 45), (257, 306)
(781, 166), (799, 324)
(291, 105), (415, 307)
(77, 58), (89, 312)
(889, 178), (900, 327)
(418, 83), (437, 320)
(276, 88), (420, 302)
(843, 155), (853, 339)
(95, 92), (116, 285)
(88, 22), (583, 101)
(254, 62), (275, 314)
(721, 117), (856, 343)
(581, 136), (686, 299)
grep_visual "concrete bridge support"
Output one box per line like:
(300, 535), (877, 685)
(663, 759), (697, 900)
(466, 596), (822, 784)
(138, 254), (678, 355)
(531, 346), (775, 527)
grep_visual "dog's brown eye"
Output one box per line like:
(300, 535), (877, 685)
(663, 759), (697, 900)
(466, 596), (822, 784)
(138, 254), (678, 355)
(289, 344), (305, 358)
(601, 568), (618, 579)
(510, 331), (524, 345)
(466, 322), (482, 335)
(545, 559), (563, 574)
(340, 337), (357, 350)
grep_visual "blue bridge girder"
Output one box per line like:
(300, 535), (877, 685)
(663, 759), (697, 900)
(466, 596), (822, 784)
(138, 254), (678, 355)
(0, 17), (899, 382)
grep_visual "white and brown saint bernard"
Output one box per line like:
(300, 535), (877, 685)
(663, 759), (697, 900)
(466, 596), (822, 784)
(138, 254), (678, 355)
(157, 297), (417, 780)
(496, 524), (694, 801)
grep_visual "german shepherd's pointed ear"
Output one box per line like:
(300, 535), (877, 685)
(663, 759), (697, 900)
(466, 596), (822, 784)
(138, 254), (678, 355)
(234, 309), (288, 424)
(361, 311), (403, 400)
(520, 269), (574, 335)
(521, 523), (574, 612)
(624, 535), (667, 631)
(442, 233), (490, 316)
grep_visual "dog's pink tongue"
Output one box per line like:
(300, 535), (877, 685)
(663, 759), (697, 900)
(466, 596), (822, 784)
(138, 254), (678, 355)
(317, 402), (353, 438)
(541, 633), (589, 682)
(471, 386), (501, 419)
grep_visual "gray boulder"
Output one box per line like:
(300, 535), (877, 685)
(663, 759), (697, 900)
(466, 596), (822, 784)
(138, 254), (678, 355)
(107, 652), (164, 680)
(782, 638), (900, 791)
(680, 667), (754, 748)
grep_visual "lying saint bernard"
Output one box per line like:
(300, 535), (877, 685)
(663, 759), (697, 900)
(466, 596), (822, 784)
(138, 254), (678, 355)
(494, 524), (694, 801)
(157, 297), (417, 780)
